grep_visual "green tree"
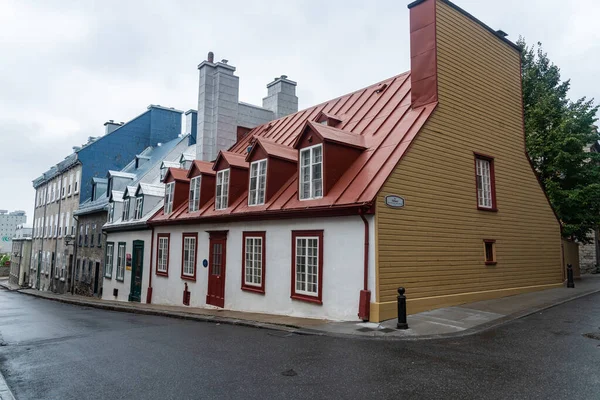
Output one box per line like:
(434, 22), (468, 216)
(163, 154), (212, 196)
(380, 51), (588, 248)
(520, 38), (600, 242)
(0, 253), (9, 266)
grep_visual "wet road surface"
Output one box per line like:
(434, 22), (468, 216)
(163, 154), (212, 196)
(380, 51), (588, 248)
(1, 287), (599, 399)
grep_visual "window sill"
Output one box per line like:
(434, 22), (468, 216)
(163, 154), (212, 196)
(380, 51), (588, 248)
(181, 275), (196, 282)
(291, 293), (322, 305)
(156, 271), (169, 278)
(60, 278), (65, 282)
(105, 275), (112, 280)
(477, 206), (498, 212)
(241, 285), (265, 295)
(485, 261), (497, 266)
(116, 278), (124, 282)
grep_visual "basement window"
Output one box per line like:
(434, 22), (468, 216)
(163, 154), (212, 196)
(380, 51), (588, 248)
(484, 240), (496, 265)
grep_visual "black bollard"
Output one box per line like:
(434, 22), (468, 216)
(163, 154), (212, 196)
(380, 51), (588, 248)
(396, 287), (409, 330)
(567, 264), (575, 288)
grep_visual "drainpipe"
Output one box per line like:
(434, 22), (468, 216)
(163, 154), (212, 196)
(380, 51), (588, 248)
(71, 215), (80, 294)
(146, 226), (154, 304)
(358, 208), (371, 321)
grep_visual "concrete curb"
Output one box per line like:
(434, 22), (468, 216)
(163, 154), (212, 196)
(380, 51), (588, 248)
(12, 286), (600, 341)
(15, 289), (305, 335)
(294, 287), (600, 341)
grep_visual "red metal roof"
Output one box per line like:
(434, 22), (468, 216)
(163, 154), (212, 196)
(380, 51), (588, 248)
(151, 72), (437, 224)
(295, 121), (367, 149)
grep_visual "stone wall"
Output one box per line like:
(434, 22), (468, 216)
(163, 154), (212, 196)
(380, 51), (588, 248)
(74, 211), (107, 297)
(579, 230), (599, 274)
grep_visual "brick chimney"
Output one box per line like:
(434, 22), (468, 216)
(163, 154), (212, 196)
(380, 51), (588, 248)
(408, 0), (438, 108)
(196, 52), (240, 162)
(262, 75), (299, 119)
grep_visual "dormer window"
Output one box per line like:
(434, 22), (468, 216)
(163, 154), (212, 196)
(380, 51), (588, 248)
(215, 169), (230, 210)
(122, 198), (130, 221)
(108, 202), (115, 223)
(189, 176), (201, 212)
(164, 182), (175, 214)
(299, 144), (323, 200)
(248, 159), (267, 206)
(134, 196), (144, 219)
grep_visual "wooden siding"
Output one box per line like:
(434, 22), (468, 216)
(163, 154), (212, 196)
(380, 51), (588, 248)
(371, 0), (563, 322)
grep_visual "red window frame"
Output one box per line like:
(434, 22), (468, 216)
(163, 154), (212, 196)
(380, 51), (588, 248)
(474, 153), (497, 211)
(181, 232), (198, 281)
(241, 231), (266, 294)
(156, 233), (170, 277)
(290, 230), (324, 305)
(483, 239), (497, 265)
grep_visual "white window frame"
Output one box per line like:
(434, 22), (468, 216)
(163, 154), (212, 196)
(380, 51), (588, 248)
(189, 176), (201, 212)
(215, 169), (230, 210)
(476, 158), (493, 209)
(244, 236), (263, 287)
(105, 243), (114, 278)
(294, 236), (320, 297)
(68, 174), (73, 196)
(299, 144), (323, 200)
(116, 243), (125, 281)
(248, 159), (267, 206)
(182, 235), (196, 277)
(134, 196), (144, 219)
(164, 182), (175, 214)
(108, 202), (115, 223)
(157, 236), (169, 274)
(74, 171), (80, 194)
(122, 198), (130, 221)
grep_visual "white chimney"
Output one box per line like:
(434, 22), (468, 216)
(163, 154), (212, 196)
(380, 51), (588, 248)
(104, 120), (122, 135)
(262, 75), (298, 119)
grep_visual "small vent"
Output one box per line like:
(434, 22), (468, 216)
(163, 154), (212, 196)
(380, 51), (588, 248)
(113, 288), (118, 296)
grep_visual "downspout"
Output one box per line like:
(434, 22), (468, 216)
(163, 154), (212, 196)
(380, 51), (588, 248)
(52, 180), (63, 293)
(71, 215), (79, 294)
(146, 225), (154, 304)
(358, 208), (371, 321)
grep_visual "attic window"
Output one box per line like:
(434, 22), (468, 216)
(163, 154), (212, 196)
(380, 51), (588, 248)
(299, 144), (323, 200)
(215, 169), (230, 210)
(164, 182), (175, 214)
(248, 159), (267, 206)
(160, 166), (167, 182)
(134, 196), (144, 219)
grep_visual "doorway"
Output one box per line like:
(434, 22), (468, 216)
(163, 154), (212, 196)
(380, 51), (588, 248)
(206, 232), (227, 308)
(129, 240), (144, 302)
(93, 262), (100, 295)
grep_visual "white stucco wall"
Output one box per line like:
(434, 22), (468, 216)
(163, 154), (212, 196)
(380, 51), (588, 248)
(150, 215), (376, 321)
(102, 229), (152, 303)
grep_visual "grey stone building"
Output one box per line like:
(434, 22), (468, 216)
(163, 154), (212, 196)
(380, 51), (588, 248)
(10, 237), (32, 286)
(73, 210), (108, 296)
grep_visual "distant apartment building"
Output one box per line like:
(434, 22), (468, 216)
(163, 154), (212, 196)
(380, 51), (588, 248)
(31, 106), (183, 293)
(0, 210), (27, 253)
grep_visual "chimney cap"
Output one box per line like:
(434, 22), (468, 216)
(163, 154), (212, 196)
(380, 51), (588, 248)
(496, 29), (508, 38)
(267, 75), (297, 88)
(221, 59), (228, 64)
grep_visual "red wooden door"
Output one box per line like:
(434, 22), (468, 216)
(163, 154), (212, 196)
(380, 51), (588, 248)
(207, 236), (227, 308)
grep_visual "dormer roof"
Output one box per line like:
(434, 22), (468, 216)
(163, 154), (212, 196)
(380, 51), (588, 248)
(109, 190), (124, 203)
(213, 151), (248, 170)
(246, 137), (297, 162)
(294, 121), (367, 150)
(315, 111), (343, 126)
(107, 170), (136, 179)
(187, 160), (216, 178)
(163, 167), (190, 183)
(135, 183), (165, 197)
(123, 185), (137, 199)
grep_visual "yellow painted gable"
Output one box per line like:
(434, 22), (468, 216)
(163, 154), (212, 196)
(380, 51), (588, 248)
(371, 0), (563, 322)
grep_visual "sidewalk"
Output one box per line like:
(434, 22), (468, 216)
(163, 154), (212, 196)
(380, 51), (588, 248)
(3, 276), (600, 340)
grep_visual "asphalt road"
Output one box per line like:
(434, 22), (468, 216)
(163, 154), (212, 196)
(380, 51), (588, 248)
(1, 288), (599, 400)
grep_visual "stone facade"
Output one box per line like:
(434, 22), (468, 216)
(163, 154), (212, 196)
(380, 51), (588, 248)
(31, 163), (80, 293)
(74, 210), (107, 297)
(10, 238), (32, 286)
(579, 230), (599, 274)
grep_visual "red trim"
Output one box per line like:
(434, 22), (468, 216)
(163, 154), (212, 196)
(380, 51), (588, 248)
(474, 152), (498, 212)
(180, 232), (198, 281)
(290, 230), (324, 305)
(241, 231), (266, 294)
(155, 233), (170, 277)
(483, 239), (496, 265)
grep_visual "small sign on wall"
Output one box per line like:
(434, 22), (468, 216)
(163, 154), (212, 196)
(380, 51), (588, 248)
(126, 253), (132, 270)
(385, 195), (405, 209)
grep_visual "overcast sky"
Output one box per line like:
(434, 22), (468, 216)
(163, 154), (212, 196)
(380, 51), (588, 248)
(1, 0), (598, 223)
